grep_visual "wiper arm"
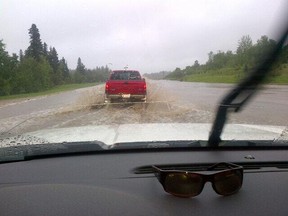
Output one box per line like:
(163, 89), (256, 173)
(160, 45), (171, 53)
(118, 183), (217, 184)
(208, 25), (288, 147)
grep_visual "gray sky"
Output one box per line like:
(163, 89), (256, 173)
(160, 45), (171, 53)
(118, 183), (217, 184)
(1, 0), (287, 73)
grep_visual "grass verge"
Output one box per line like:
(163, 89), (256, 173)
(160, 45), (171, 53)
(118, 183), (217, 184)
(182, 66), (288, 84)
(0, 83), (100, 101)
(184, 74), (240, 83)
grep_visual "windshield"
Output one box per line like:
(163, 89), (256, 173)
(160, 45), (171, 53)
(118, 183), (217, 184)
(0, 0), (287, 153)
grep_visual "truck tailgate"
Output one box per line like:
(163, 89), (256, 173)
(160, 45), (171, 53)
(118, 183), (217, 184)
(106, 80), (146, 95)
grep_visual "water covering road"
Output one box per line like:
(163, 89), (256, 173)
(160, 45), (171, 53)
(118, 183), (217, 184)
(0, 80), (287, 137)
(158, 80), (288, 125)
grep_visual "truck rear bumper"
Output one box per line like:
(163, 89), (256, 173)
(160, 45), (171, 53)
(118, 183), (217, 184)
(105, 94), (146, 102)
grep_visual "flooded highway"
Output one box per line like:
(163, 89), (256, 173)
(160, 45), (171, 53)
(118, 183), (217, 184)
(0, 80), (287, 137)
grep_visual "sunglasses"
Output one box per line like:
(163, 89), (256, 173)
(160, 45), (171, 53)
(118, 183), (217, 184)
(152, 162), (243, 198)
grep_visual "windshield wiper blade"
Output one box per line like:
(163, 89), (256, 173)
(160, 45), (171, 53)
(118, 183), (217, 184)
(208, 25), (288, 147)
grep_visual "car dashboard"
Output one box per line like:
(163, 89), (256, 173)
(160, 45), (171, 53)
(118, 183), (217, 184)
(0, 148), (288, 216)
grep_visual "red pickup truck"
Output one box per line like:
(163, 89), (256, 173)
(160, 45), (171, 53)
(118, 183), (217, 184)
(105, 70), (147, 103)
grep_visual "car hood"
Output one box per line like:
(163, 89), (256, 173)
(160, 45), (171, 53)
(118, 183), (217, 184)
(1, 123), (286, 147)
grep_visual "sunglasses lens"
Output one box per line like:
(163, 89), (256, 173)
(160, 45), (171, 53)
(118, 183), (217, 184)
(213, 170), (242, 195)
(164, 173), (203, 197)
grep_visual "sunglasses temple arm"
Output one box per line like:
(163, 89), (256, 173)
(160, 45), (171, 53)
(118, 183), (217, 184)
(151, 166), (162, 181)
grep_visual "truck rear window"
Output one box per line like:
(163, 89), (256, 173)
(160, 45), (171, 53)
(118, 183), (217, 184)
(110, 71), (141, 80)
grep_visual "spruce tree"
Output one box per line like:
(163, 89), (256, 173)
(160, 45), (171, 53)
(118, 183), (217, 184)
(26, 24), (43, 61)
(76, 57), (86, 75)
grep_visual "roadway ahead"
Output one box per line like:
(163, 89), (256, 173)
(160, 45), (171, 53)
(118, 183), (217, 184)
(0, 80), (287, 136)
(154, 80), (288, 125)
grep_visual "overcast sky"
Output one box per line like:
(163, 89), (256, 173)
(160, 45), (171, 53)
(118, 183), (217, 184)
(1, 0), (287, 73)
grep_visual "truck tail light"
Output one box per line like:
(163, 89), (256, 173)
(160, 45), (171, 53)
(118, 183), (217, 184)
(105, 83), (109, 92)
(144, 84), (146, 91)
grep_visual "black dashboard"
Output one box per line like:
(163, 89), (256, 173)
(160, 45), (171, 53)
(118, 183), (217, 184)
(1, 148), (288, 216)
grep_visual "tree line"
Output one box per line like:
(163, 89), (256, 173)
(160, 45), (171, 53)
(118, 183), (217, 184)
(165, 35), (288, 80)
(143, 71), (171, 80)
(0, 24), (110, 96)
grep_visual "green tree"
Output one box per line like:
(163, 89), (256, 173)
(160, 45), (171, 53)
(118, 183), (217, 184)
(205, 51), (235, 69)
(236, 35), (253, 66)
(59, 57), (70, 83)
(13, 57), (52, 94)
(0, 40), (10, 78)
(251, 35), (277, 65)
(76, 57), (86, 74)
(224, 50), (236, 67)
(25, 24), (43, 61)
(211, 51), (226, 68)
(48, 47), (59, 72)
(279, 44), (288, 64)
(165, 67), (184, 79)
(236, 35), (253, 54)
(43, 42), (48, 58)
(48, 47), (61, 85)
(73, 57), (86, 83)
(19, 49), (24, 62)
(193, 60), (200, 68)
(0, 40), (18, 95)
(207, 51), (214, 64)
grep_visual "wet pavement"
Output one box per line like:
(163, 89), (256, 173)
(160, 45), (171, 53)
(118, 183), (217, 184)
(0, 80), (287, 137)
